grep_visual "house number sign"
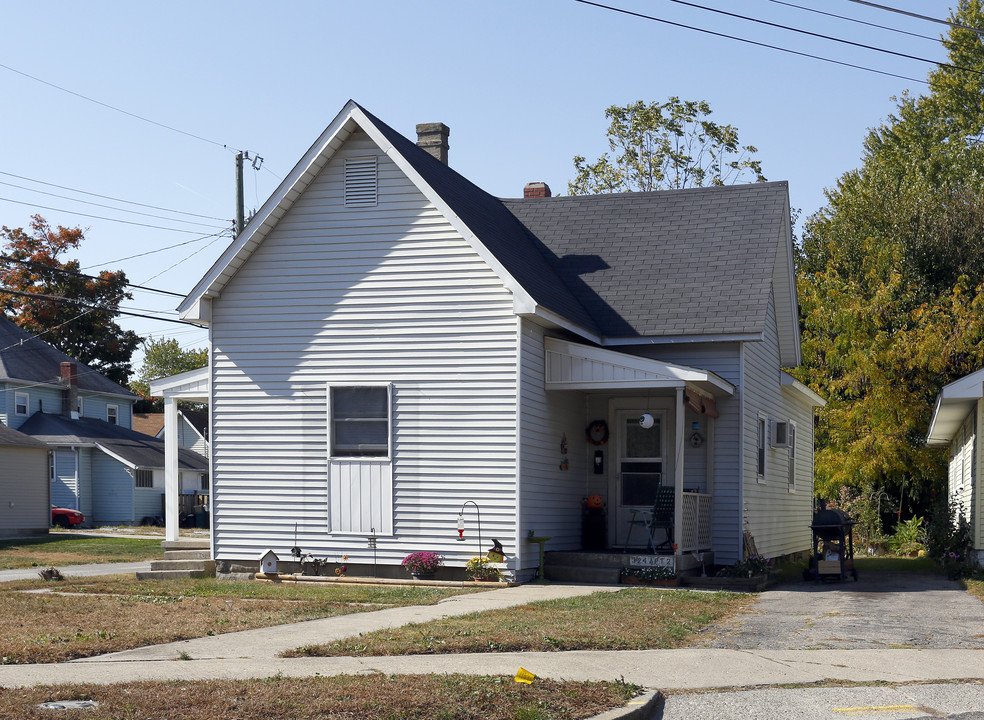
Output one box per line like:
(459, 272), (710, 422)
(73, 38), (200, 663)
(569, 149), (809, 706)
(628, 555), (674, 570)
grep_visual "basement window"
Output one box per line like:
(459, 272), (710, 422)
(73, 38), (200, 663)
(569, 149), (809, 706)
(330, 385), (391, 458)
(344, 156), (378, 208)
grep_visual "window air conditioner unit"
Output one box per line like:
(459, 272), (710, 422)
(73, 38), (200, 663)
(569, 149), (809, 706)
(771, 420), (790, 448)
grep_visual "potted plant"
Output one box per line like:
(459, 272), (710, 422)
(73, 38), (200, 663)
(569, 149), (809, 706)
(401, 551), (444, 580)
(620, 565), (678, 586)
(466, 555), (502, 582)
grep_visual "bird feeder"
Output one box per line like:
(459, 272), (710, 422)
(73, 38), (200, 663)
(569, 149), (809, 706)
(260, 550), (279, 574)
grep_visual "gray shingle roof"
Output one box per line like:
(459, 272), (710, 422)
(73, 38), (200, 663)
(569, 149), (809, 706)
(18, 413), (207, 471)
(0, 317), (134, 397)
(501, 182), (788, 339)
(0, 422), (49, 449)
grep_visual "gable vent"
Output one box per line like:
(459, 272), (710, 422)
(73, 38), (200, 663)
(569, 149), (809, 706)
(344, 156), (378, 207)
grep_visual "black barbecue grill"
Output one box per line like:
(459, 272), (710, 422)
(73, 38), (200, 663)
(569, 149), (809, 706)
(809, 506), (858, 582)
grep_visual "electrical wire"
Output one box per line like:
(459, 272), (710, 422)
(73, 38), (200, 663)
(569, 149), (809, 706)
(0, 287), (205, 327)
(0, 180), (227, 230)
(0, 195), (233, 235)
(768, 0), (947, 44)
(572, 0), (928, 84)
(141, 233), (228, 284)
(0, 171), (228, 221)
(660, 0), (979, 76)
(0, 61), (238, 151)
(0, 255), (185, 297)
(83, 227), (232, 270)
(846, 0), (984, 36)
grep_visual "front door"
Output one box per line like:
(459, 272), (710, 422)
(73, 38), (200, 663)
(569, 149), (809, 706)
(613, 409), (665, 548)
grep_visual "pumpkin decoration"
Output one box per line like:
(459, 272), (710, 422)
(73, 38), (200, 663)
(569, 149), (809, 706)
(585, 494), (604, 509)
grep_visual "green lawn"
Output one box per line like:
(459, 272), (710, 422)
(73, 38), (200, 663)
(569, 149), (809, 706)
(0, 535), (163, 569)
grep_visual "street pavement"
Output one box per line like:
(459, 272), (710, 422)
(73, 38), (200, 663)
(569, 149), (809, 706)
(0, 563), (982, 719)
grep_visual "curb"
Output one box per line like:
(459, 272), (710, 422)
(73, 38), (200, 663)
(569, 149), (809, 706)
(590, 689), (662, 720)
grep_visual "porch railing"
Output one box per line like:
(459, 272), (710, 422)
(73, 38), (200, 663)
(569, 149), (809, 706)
(680, 492), (713, 553)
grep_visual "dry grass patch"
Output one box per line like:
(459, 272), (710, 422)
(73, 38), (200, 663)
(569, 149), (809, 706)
(0, 576), (476, 664)
(0, 536), (162, 569)
(965, 578), (984, 600)
(287, 587), (749, 657)
(0, 675), (643, 720)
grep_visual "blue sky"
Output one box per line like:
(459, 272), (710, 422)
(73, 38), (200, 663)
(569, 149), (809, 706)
(0, 1), (960, 372)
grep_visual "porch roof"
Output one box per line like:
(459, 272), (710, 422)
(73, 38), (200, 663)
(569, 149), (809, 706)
(149, 366), (209, 402)
(926, 368), (984, 446)
(544, 338), (734, 396)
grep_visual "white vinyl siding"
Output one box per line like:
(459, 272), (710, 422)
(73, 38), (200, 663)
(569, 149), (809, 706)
(787, 421), (797, 492)
(209, 130), (519, 565)
(742, 288), (816, 561)
(51, 449), (79, 509)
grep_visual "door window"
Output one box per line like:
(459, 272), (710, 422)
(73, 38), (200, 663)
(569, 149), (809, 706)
(620, 414), (663, 507)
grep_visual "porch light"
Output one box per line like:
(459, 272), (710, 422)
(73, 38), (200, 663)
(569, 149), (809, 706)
(639, 413), (655, 429)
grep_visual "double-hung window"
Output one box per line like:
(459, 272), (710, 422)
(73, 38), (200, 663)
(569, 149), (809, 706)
(787, 421), (797, 491)
(14, 392), (29, 416)
(756, 415), (767, 482)
(107, 405), (119, 425)
(329, 386), (391, 458)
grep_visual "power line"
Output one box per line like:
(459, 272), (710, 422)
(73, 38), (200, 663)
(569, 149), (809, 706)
(0, 287), (205, 327)
(0, 61), (238, 150)
(661, 0), (979, 76)
(0, 195), (233, 235)
(768, 0), (946, 44)
(0, 180), (227, 230)
(0, 170), (228, 221)
(846, 0), (984, 37)
(84, 227), (231, 270)
(572, 0), (928, 84)
(141, 233), (228, 284)
(0, 254), (185, 297)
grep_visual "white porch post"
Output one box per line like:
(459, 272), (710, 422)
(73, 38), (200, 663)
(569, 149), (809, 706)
(163, 395), (179, 542)
(674, 386), (685, 553)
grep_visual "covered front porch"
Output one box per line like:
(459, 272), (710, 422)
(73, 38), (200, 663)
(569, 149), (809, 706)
(544, 338), (734, 570)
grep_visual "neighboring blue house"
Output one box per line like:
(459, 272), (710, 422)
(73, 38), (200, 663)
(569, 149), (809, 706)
(168, 102), (824, 580)
(0, 317), (206, 524)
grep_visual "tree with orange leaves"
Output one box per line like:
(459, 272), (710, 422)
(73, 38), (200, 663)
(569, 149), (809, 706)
(0, 214), (141, 385)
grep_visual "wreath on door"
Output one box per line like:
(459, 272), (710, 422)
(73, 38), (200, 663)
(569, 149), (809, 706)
(586, 419), (609, 445)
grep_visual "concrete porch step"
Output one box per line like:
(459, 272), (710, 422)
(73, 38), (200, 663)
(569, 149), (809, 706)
(163, 549), (212, 561)
(149, 559), (216, 573)
(162, 539), (210, 551)
(544, 565), (621, 584)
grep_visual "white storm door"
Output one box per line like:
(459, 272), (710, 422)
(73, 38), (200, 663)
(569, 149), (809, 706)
(613, 409), (665, 548)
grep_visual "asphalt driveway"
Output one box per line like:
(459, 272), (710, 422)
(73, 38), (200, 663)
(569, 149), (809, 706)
(695, 570), (984, 650)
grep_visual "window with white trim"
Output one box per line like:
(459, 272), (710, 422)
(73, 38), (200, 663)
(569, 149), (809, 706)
(756, 414), (767, 482)
(135, 469), (153, 488)
(787, 421), (797, 491)
(14, 392), (29, 416)
(107, 404), (119, 425)
(329, 385), (391, 458)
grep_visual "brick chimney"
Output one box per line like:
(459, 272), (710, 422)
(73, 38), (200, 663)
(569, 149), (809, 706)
(60, 361), (79, 419)
(523, 182), (552, 199)
(416, 123), (450, 164)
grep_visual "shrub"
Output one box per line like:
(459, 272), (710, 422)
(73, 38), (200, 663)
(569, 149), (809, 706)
(926, 494), (974, 579)
(888, 516), (925, 556)
(832, 484), (890, 551)
(621, 565), (675, 581)
(717, 554), (770, 578)
(401, 551), (444, 575)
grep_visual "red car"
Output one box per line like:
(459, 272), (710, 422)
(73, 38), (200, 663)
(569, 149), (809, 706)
(51, 506), (84, 528)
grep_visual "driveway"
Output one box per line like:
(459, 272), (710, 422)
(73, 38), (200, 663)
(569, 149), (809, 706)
(695, 570), (984, 650)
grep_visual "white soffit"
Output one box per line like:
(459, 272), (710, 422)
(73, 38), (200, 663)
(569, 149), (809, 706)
(545, 337), (734, 395)
(926, 368), (984, 446)
(780, 372), (826, 407)
(149, 366), (209, 401)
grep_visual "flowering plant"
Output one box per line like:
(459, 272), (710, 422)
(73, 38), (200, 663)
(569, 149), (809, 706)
(622, 565), (675, 581)
(465, 556), (501, 581)
(717, 554), (771, 578)
(401, 551), (444, 575)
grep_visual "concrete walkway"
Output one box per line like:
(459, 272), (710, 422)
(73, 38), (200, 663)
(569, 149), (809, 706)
(0, 561), (152, 583)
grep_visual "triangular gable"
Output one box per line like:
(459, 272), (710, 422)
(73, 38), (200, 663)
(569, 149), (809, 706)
(179, 101), (599, 339)
(544, 337), (734, 396)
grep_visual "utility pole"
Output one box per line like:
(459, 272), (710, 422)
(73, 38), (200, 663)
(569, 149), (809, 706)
(235, 151), (245, 238)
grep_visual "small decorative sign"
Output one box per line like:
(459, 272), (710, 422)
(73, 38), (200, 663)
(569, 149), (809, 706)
(628, 554), (674, 570)
(487, 538), (505, 563)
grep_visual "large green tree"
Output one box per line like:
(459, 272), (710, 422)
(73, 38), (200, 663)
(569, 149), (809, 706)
(795, 0), (984, 507)
(130, 337), (208, 411)
(569, 97), (766, 194)
(0, 215), (141, 385)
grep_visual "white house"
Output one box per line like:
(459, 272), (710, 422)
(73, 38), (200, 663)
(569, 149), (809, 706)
(165, 101), (824, 579)
(926, 369), (984, 565)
